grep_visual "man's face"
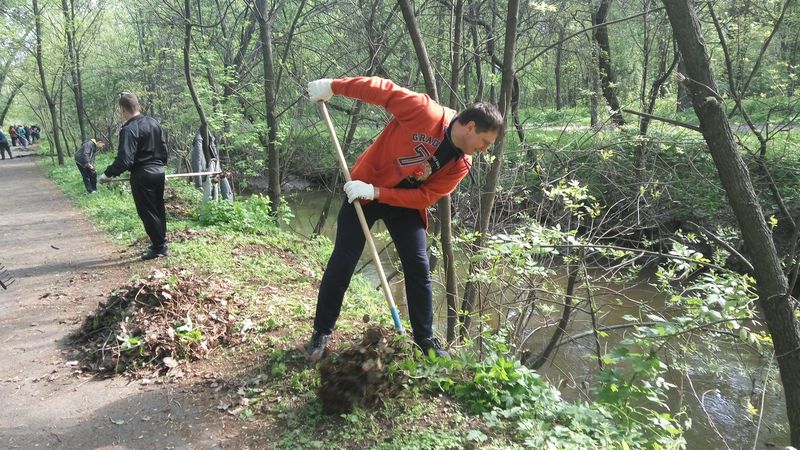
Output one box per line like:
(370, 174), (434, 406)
(461, 122), (498, 156)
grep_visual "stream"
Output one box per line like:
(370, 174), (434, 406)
(284, 189), (790, 449)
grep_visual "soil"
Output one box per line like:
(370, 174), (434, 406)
(0, 147), (244, 449)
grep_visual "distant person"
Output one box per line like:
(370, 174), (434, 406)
(16, 125), (27, 149)
(8, 126), (16, 147)
(191, 127), (233, 201)
(75, 138), (106, 193)
(30, 126), (40, 143)
(0, 130), (11, 160)
(191, 127), (216, 188)
(98, 92), (169, 260)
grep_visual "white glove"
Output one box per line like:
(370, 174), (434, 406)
(344, 180), (375, 203)
(308, 79), (334, 102)
(98, 173), (111, 184)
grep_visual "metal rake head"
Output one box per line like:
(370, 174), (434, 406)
(0, 263), (14, 290)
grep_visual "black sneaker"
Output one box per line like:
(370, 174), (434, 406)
(305, 330), (331, 362)
(417, 336), (450, 359)
(141, 246), (169, 260)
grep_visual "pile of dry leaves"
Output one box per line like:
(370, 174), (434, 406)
(73, 267), (243, 376)
(318, 326), (411, 414)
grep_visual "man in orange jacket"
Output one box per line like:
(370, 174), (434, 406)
(305, 77), (504, 361)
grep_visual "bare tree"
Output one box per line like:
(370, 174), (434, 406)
(460, 0), (521, 338)
(443, 0), (465, 343)
(0, 82), (23, 126)
(181, 0), (215, 199)
(592, 0), (625, 125)
(33, 0), (65, 164)
(61, 0), (87, 142)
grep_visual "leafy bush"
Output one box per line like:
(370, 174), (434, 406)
(199, 194), (278, 233)
(409, 334), (686, 449)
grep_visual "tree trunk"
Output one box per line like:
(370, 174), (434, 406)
(592, 0), (625, 125)
(459, 0), (520, 338)
(470, 0), (484, 102)
(397, 0), (438, 100)
(0, 52), (19, 127)
(0, 82), (22, 126)
(636, 33), (678, 189)
(638, 0), (651, 112)
(182, 0), (214, 202)
(218, 2), (259, 169)
(662, 0), (800, 445)
(61, 0), (87, 142)
(789, 33), (799, 96)
(397, 0), (445, 339)
(527, 266), (578, 369)
(588, 31), (599, 128)
(554, 24), (565, 111)
(33, 0), (64, 164)
(442, 0), (465, 344)
(256, 0), (281, 219)
(675, 52), (691, 111)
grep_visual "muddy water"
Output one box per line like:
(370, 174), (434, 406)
(285, 189), (790, 449)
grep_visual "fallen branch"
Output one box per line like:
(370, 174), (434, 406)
(621, 108), (701, 132)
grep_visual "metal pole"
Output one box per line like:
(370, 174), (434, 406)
(107, 170), (222, 183)
(317, 101), (404, 335)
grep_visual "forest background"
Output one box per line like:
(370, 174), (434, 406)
(1, 0), (800, 448)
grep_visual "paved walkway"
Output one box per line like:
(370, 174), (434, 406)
(0, 148), (231, 449)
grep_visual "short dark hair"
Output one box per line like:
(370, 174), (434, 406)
(456, 102), (504, 135)
(118, 92), (140, 113)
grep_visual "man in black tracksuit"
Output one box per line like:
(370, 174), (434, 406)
(99, 92), (169, 260)
(74, 139), (105, 193)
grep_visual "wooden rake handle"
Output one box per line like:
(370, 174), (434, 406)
(316, 101), (404, 335)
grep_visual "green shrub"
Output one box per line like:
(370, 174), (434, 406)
(410, 333), (686, 449)
(199, 194), (278, 233)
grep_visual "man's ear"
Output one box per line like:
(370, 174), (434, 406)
(465, 121), (476, 133)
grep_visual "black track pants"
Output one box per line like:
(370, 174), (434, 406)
(130, 166), (167, 251)
(313, 200), (433, 342)
(76, 164), (96, 193)
(0, 143), (11, 159)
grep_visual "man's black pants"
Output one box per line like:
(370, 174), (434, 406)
(131, 166), (167, 251)
(76, 164), (96, 192)
(313, 200), (433, 342)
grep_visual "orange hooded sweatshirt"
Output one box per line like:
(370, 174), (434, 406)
(331, 77), (471, 229)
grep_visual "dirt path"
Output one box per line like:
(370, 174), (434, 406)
(0, 148), (237, 449)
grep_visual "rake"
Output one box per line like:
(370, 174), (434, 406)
(317, 101), (404, 335)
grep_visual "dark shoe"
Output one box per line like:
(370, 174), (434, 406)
(417, 336), (450, 359)
(141, 246), (169, 260)
(305, 330), (330, 362)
